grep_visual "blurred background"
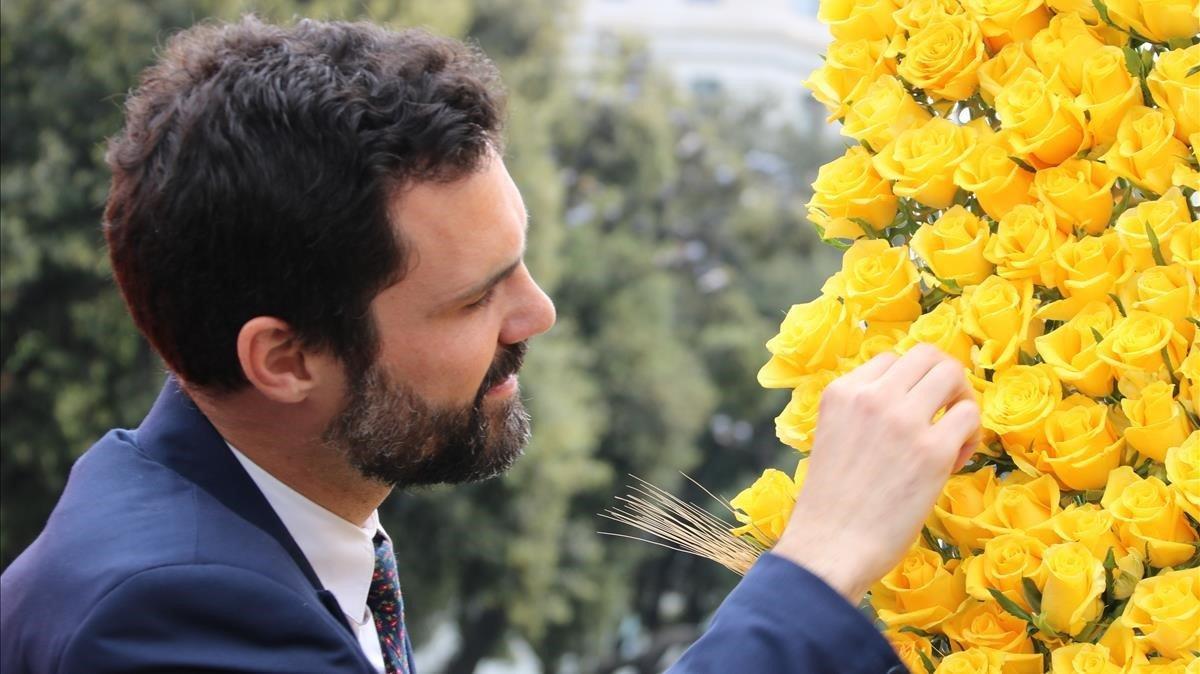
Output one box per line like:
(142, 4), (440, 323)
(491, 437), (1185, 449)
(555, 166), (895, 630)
(0, 0), (842, 671)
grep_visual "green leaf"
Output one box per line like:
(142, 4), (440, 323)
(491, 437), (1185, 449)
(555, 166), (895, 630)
(1188, 64), (1200, 78)
(1164, 347), (1181, 389)
(1092, 0), (1119, 29)
(1123, 46), (1146, 77)
(1021, 577), (1043, 614)
(1090, 327), (1105, 344)
(988, 588), (1034, 623)
(1031, 613), (1062, 639)
(850, 217), (884, 240)
(1145, 222), (1168, 267)
(1018, 350), (1040, 366)
(1009, 155), (1037, 173)
(1108, 293), (1127, 317)
(899, 625), (935, 638)
(917, 649), (937, 674)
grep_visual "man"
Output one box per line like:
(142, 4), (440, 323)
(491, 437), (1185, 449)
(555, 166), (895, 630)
(0, 17), (980, 673)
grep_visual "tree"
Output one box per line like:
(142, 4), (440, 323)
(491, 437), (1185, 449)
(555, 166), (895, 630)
(0, 2), (841, 671)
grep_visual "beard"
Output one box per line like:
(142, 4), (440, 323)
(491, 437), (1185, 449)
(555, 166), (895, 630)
(322, 342), (530, 488)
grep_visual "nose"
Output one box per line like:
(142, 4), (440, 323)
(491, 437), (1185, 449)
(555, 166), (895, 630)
(500, 266), (557, 345)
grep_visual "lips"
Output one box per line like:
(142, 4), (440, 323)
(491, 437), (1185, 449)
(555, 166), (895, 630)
(478, 342), (527, 396)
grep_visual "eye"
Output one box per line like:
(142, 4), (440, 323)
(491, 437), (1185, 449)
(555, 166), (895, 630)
(465, 287), (496, 311)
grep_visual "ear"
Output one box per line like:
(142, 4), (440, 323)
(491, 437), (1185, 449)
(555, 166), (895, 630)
(236, 317), (329, 404)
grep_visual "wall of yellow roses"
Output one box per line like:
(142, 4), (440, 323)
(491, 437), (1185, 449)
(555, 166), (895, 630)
(731, 0), (1200, 671)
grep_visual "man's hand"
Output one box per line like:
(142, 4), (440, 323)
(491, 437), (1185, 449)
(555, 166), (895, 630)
(772, 344), (981, 603)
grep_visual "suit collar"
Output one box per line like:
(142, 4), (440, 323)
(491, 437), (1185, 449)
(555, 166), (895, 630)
(135, 377), (350, 632)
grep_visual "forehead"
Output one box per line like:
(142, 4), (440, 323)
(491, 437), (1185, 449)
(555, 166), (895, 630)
(388, 156), (526, 286)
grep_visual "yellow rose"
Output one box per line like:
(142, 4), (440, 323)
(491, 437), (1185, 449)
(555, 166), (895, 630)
(1174, 162), (1200, 193)
(901, 299), (977, 368)
(804, 38), (895, 118)
(995, 69), (1091, 169)
(1102, 108), (1192, 196)
(1078, 46), (1144, 150)
(1131, 659), (1200, 674)
(1168, 220), (1200, 280)
(1115, 188), (1192, 271)
(962, 0), (1050, 48)
(874, 545), (969, 630)
(934, 466), (1001, 553)
(1052, 503), (1126, 560)
(954, 135), (1036, 221)
(875, 116), (977, 209)
(1033, 160), (1117, 236)
(1122, 381), (1194, 463)
(1041, 542), (1105, 636)
(1096, 621), (1150, 671)
(982, 364), (1062, 450)
(1131, 264), (1197, 341)
(818, 0), (899, 41)
(964, 533), (1048, 610)
(1029, 395), (1125, 490)
(729, 468), (798, 546)
(1102, 467), (1199, 568)
(821, 239), (921, 323)
(978, 42), (1037, 106)
(887, 629), (940, 674)
(1122, 567), (1200, 660)
(1178, 343), (1200, 414)
(912, 206), (995, 290)
(847, 326), (906, 369)
(1030, 13), (1106, 95)
(961, 276), (1041, 371)
(898, 13), (988, 101)
(774, 370), (837, 451)
(1165, 431), (1200, 520)
(1049, 643), (1125, 674)
(944, 599), (1038, 654)
(936, 648), (1044, 674)
(1148, 45), (1200, 142)
(806, 145), (898, 241)
(758, 295), (863, 388)
(1099, 311), (1188, 380)
(895, 0), (968, 36)
(1105, 0), (1200, 43)
(984, 204), (1066, 288)
(976, 473), (1062, 545)
(1047, 233), (1135, 315)
(842, 76), (933, 152)
(1035, 302), (1118, 397)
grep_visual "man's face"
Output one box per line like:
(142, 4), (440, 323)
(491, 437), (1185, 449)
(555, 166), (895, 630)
(322, 154), (556, 487)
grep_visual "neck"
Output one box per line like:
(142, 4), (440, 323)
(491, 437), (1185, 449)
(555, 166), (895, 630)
(193, 391), (391, 527)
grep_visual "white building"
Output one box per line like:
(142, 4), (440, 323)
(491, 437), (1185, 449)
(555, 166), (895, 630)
(568, 0), (831, 128)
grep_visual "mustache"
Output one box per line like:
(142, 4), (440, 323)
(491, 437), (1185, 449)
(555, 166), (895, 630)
(478, 341), (528, 395)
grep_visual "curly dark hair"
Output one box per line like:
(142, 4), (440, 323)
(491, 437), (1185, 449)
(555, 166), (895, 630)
(103, 16), (506, 391)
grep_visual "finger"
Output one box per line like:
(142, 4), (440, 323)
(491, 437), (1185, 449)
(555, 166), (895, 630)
(906, 359), (973, 421)
(878, 343), (947, 393)
(930, 399), (981, 473)
(837, 351), (900, 388)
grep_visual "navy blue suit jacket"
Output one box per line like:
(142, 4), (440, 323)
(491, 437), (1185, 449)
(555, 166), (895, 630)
(2, 379), (904, 673)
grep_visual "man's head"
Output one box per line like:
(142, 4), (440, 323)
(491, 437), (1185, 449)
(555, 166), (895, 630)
(104, 17), (556, 487)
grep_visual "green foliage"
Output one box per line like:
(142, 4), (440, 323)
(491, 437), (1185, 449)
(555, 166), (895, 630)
(0, 1), (838, 671)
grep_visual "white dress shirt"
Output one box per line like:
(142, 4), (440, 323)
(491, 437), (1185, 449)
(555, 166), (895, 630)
(227, 444), (387, 673)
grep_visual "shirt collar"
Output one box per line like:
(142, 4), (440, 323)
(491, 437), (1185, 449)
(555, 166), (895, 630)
(226, 443), (387, 625)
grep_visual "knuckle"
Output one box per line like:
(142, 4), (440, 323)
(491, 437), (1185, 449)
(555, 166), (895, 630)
(854, 385), (888, 415)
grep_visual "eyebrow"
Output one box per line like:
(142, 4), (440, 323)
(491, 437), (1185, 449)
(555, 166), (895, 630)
(448, 257), (522, 308)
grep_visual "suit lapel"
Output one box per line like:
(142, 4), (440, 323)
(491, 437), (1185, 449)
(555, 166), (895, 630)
(135, 377), (355, 636)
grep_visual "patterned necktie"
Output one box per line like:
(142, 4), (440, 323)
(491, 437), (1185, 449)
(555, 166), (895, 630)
(368, 533), (412, 674)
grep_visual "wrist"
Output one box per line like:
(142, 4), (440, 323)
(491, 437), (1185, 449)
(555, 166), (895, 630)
(773, 531), (875, 604)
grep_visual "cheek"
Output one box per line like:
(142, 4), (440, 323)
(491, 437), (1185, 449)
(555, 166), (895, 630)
(382, 323), (499, 404)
